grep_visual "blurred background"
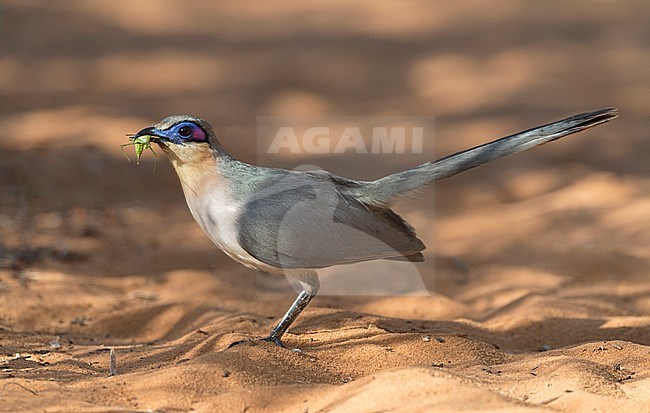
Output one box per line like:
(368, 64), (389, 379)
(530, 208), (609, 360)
(0, 0), (648, 329)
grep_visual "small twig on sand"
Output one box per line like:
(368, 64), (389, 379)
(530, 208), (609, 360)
(109, 348), (117, 377)
(2, 381), (38, 396)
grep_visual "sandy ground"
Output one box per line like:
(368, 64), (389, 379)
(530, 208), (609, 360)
(1, 1), (649, 412)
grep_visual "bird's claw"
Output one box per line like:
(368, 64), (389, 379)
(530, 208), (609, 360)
(227, 338), (252, 349)
(261, 335), (290, 349)
(227, 335), (301, 352)
(263, 335), (303, 352)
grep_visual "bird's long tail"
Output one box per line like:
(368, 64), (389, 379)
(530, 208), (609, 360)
(364, 108), (618, 204)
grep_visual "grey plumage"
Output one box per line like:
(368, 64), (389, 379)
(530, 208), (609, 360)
(358, 108), (618, 205)
(135, 107), (618, 348)
(236, 170), (425, 269)
(235, 108), (618, 270)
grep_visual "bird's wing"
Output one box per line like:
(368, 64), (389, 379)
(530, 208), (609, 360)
(235, 173), (425, 269)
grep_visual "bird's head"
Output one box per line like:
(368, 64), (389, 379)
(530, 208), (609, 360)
(134, 115), (223, 165)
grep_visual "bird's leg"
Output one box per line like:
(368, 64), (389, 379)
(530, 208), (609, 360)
(262, 289), (316, 348)
(228, 274), (319, 350)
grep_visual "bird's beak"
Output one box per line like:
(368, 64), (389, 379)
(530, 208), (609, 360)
(134, 126), (167, 143)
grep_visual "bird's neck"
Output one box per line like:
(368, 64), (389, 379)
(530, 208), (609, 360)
(159, 142), (227, 199)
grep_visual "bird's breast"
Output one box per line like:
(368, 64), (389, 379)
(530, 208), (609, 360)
(179, 176), (277, 273)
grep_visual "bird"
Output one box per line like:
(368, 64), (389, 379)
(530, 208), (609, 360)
(133, 107), (618, 349)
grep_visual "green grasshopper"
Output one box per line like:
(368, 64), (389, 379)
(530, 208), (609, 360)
(121, 134), (158, 172)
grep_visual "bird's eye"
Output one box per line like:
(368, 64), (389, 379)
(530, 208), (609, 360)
(178, 125), (193, 138)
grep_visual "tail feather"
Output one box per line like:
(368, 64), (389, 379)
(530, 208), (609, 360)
(363, 108), (618, 204)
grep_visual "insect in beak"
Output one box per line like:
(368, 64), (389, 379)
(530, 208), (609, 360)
(121, 134), (158, 173)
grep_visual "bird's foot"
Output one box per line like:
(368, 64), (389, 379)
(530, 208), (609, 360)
(227, 335), (301, 352)
(261, 335), (292, 350)
(263, 335), (303, 352)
